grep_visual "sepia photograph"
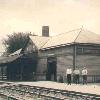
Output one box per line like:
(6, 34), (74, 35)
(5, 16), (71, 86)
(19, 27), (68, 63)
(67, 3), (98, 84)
(0, 0), (100, 99)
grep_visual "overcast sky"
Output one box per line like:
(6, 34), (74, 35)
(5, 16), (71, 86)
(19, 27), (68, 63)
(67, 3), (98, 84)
(0, 0), (100, 51)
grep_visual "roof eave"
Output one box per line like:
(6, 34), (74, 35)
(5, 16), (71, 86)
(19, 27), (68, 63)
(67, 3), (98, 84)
(40, 43), (73, 50)
(40, 42), (100, 50)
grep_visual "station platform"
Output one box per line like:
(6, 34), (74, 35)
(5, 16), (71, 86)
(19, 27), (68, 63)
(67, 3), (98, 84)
(12, 81), (100, 95)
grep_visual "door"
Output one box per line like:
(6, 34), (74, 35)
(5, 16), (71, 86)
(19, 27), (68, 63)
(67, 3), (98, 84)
(46, 57), (57, 81)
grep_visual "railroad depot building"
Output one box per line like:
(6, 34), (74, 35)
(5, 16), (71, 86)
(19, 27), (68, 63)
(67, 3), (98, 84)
(0, 26), (100, 82)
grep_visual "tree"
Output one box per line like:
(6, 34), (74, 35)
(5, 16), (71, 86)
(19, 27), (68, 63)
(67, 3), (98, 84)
(2, 32), (31, 54)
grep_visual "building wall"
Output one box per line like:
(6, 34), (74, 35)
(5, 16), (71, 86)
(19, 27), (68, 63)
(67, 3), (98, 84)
(36, 44), (100, 82)
(76, 45), (100, 75)
(38, 45), (73, 58)
(37, 45), (73, 80)
(57, 55), (73, 76)
(76, 45), (100, 82)
(23, 39), (37, 53)
(36, 58), (47, 80)
(25, 41), (100, 82)
(76, 55), (100, 75)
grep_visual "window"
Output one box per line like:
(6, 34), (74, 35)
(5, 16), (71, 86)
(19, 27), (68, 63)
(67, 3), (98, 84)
(76, 47), (100, 55)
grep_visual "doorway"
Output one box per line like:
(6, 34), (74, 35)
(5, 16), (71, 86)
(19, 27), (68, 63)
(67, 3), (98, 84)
(46, 57), (57, 81)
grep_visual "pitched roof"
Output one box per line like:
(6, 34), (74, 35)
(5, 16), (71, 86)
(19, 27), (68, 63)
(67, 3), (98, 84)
(29, 28), (100, 50)
(42, 29), (81, 49)
(75, 29), (100, 44)
(0, 49), (22, 65)
(29, 36), (51, 49)
(0, 54), (22, 65)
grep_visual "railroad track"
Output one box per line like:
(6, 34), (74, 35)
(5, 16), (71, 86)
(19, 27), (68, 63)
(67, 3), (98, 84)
(0, 84), (100, 100)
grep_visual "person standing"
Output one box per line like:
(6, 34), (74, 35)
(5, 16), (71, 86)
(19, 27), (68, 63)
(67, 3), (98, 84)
(73, 68), (80, 84)
(66, 67), (72, 85)
(82, 67), (88, 84)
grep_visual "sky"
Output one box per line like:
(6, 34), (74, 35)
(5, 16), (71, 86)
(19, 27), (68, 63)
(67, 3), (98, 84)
(0, 0), (100, 52)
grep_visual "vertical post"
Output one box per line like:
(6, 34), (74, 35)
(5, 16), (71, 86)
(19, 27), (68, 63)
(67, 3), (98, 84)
(73, 44), (76, 70)
(20, 59), (23, 81)
(20, 65), (23, 81)
(1, 67), (3, 80)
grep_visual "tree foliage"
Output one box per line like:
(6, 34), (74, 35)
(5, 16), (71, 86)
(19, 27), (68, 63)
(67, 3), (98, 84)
(3, 32), (30, 54)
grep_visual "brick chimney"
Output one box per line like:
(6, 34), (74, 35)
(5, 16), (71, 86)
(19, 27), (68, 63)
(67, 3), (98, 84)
(42, 26), (49, 37)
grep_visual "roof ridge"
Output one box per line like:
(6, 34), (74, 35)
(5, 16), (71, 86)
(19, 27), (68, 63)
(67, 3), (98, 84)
(74, 27), (83, 43)
(52, 28), (82, 37)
